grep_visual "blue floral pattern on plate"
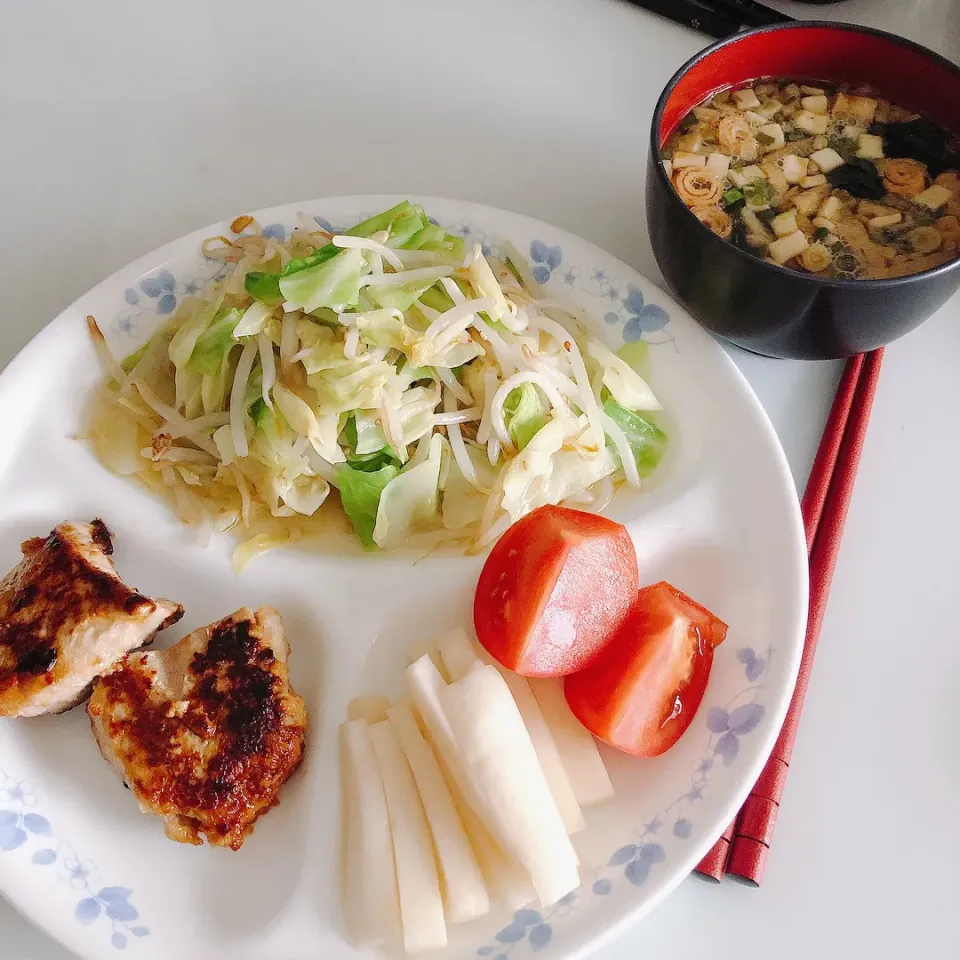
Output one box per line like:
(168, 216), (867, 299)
(0, 771), (148, 950)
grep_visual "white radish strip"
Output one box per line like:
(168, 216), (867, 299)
(348, 695), (391, 723)
(362, 266), (453, 288)
(424, 298), (496, 342)
(332, 234), (404, 270)
(437, 628), (482, 682)
(229, 341), (258, 459)
(527, 679), (614, 807)
(368, 720), (447, 955)
(443, 389), (487, 493)
(406, 656), (535, 911)
(434, 406), (481, 425)
(601, 413), (641, 489)
(257, 333), (276, 411)
(435, 366), (473, 405)
(529, 316), (605, 453)
(388, 702), (490, 925)
(441, 666), (580, 906)
(460, 639), (585, 835)
(280, 313), (299, 371)
(339, 720), (399, 948)
(490, 371), (570, 448)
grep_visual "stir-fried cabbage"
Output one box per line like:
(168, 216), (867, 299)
(87, 201), (670, 564)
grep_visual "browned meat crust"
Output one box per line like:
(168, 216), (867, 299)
(88, 607), (307, 850)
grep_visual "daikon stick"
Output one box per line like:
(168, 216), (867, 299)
(528, 678), (614, 807)
(369, 720), (447, 955)
(437, 628), (482, 682)
(348, 694), (391, 723)
(407, 654), (535, 909)
(491, 669), (585, 834)
(387, 701), (490, 924)
(443, 631), (585, 833)
(339, 720), (399, 947)
(441, 666), (580, 906)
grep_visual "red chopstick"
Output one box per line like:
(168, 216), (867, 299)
(694, 350), (883, 883)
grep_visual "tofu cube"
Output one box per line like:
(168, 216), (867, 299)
(705, 153), (731, 175)
(857, 134), (885, 160)
(795, 111), (829, 135)
(756, 100), (783, 120)
(801, 174), (828, 188)
(833, 93), (878, 125)
(672, 152), (707, 169)
(913, 185), (953, 210)
(792, 187), (830, 216)
(818, 195), (844, 220)
(781, 155), (809, 184)
(733, 88), (761, 109)
(729, 164), (764, 187)
(744, 110), (769, 128)
(758, 123), (785, 152)
(809, 148), (846, 173)
(812, 216), (837, 232)
(800, 95), (829, 115)
(768, 230), (810, 264)
(771, 209), (799, 238)
(868, 213), (903, 230)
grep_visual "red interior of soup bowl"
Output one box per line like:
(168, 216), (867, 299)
(658, 24), (960, 144)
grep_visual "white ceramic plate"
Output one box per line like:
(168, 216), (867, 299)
(0, 197), (806, 960)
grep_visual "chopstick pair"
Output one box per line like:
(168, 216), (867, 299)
(620, 0), (791, 40)
(696, 350), (885, 885)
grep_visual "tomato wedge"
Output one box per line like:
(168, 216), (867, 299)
(564, 582), (727, 757)
(473, 505), (638, 678)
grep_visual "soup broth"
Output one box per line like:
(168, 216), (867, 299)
(662, 80), (960, 280)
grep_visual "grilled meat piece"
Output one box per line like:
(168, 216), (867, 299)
(88, 607), (307, 850)
(0, 520), (183, 718)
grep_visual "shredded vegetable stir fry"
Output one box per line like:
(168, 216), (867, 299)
(87, 202), (669, 565)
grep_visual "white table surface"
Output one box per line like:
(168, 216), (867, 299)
(1, 0), (957, 957)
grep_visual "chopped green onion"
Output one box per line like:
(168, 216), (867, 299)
(723, 188), (745, 208)
(814, 226), (830, 240)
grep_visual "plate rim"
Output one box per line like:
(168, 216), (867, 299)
(0, 194), (808, 960)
